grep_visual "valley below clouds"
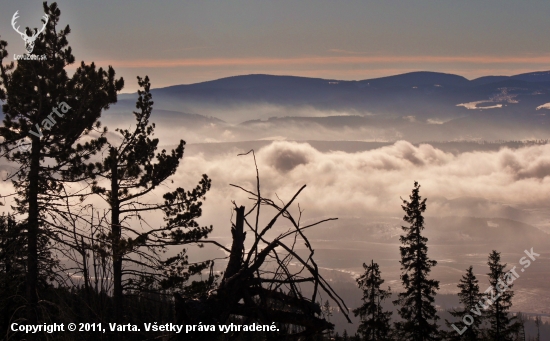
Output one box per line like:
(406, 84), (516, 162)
(170, 139), (550, 323)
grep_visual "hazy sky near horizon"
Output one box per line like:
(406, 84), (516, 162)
(1, 0), (550, 91)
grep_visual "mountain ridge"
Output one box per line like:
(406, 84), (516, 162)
(133, 70), (550, 92)
(110, 70), (550, 142)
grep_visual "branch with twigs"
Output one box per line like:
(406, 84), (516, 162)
(174, 150), (350, 341)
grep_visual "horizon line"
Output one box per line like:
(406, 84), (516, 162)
(116, 69), (550, 94)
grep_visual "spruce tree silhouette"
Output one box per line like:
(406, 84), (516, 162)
(0, 2), (123, 336)
(393, 181), (440, 341)
(444, 266), (485, 341)
(485, 250), (520, 341)
(353, 260), (393, 341)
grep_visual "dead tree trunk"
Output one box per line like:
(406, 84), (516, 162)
(109, 147), (124, 323)
(175, 152), (351, 341)
(223, 206), (246, 282)
(26, 136), (41, 340)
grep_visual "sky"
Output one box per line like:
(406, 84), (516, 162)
(1, 0), (550, 91)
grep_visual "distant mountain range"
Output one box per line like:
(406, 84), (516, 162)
(110, 71), (550, 142)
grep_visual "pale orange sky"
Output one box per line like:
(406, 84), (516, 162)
(96, 55), (550, 69)
(2, 0), (550, 92)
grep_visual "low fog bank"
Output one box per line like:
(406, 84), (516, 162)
(105, 98), (550, 144)
(181, 140), (550, 231)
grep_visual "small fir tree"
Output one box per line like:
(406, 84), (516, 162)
(444, 266), (485, 341)
(534, 315), (541, 341)
(323, 300), (333, 338)
(353, 260), (393, 340)
(485, 250), (520, 341)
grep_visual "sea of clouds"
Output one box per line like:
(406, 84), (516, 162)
(173, 140), (550, 234)
(3, 139), (550, 232)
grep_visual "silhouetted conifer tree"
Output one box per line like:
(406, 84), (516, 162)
(534, 315), (541, 341)
(353, 260), (393, 340)
(343, 329), (349, 340)
(323, 300), (334, 338)
(515, 312), (527, 341)
(0, 2), (123, 333)
(393, 181), (440, 341)
(485, 250), (520, 341)
(444, 266), (485, 341)
(0, 214), (25, 336)
(0, 214), (60, 337)
(90, 75), (212, 322)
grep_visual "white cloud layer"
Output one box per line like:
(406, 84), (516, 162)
(175, 140), (550, 233)
(5, 140), (550, 233)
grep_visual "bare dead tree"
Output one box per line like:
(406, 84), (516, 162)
(175, 151), (351, 341)
(51, 202), (113, 299)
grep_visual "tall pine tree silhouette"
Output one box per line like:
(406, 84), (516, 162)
(353, 260), (393, 341)
(0, 2), (123, 334)
(485, 250), (520, 341)
(89, 76), (212, 322)
(393, 181), (440, 341)
(444, 266), (485, 341)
